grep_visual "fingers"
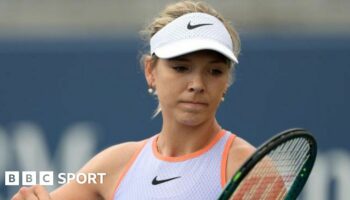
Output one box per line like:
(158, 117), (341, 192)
(12, 187), (35, 200)
(20, 187), (38, 200)
(33, 185), (51, 200)
(11, 185), (51, 200)
(11, 190), (24, 200)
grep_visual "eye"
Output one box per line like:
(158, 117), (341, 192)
(210, 68), (223, 76)
(172, 66), (189, 73)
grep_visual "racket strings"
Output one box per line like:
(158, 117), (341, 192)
(243, 157), (271, 199)
(277, 139), (310, 198)
(234, 142), (288, 199)
(231, 137), (311, 200)
(269, 138), (310, 198)
(269, 138), (310, 199)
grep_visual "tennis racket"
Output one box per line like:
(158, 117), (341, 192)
(218, 128), (317, 200)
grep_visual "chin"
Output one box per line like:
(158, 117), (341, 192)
(180, 119), (201, 126)
(178, 114), (206, 127)
(174, 109), (211, 126)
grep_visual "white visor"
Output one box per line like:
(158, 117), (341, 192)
(150, 12), (238, 63)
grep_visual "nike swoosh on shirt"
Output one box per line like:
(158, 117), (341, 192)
(151, 176), (181, 185)
(187, 21), (213, 30)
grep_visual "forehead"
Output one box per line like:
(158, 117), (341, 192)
(169, 50), (229, 63)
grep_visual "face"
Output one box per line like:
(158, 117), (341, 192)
(145, 50), (231, 126)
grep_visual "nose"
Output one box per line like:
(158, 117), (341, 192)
(188, 74), (205, 93)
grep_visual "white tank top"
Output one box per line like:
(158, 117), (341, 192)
(112, 130), (236, 200)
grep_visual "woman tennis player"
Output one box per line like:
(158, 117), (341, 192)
(11, 1), (255, 199)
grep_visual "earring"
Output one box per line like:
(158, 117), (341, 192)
(221, 92), (226, 102)
(148, 88), (154, 94)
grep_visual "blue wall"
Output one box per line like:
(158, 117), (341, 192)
(0, 36), (349, 199)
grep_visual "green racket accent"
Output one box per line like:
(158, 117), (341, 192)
(233, 171), (241, 182)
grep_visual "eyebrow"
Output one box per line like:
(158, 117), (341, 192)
(169, 57), (227, 64)
(209, 60), (227, 64)
(168, 57), (190, 62)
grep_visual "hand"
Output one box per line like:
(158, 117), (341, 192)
(11, 185), (52, 200)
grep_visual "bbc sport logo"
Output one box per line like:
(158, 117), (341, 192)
(5, 171), (107, 186)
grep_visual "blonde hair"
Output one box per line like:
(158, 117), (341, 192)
(139, 0), (241, 117)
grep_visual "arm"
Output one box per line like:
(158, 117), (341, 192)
(11, 141), (143, 200)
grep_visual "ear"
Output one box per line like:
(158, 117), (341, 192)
(224, 83), (230, 92)
(144, 55), (156, 87)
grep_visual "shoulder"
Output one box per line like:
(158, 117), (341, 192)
(50, 139), (148, 200)
(91, 140), (147, 172)
(226, 135), (256, 183)
(229, 136), (256, 161)
(88, 140), (148, 198)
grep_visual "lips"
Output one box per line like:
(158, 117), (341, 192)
(179, 100), (208, 110)
(182, 101), (207, 105)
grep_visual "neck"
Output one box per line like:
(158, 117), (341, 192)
(156, 118), (222, 157)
